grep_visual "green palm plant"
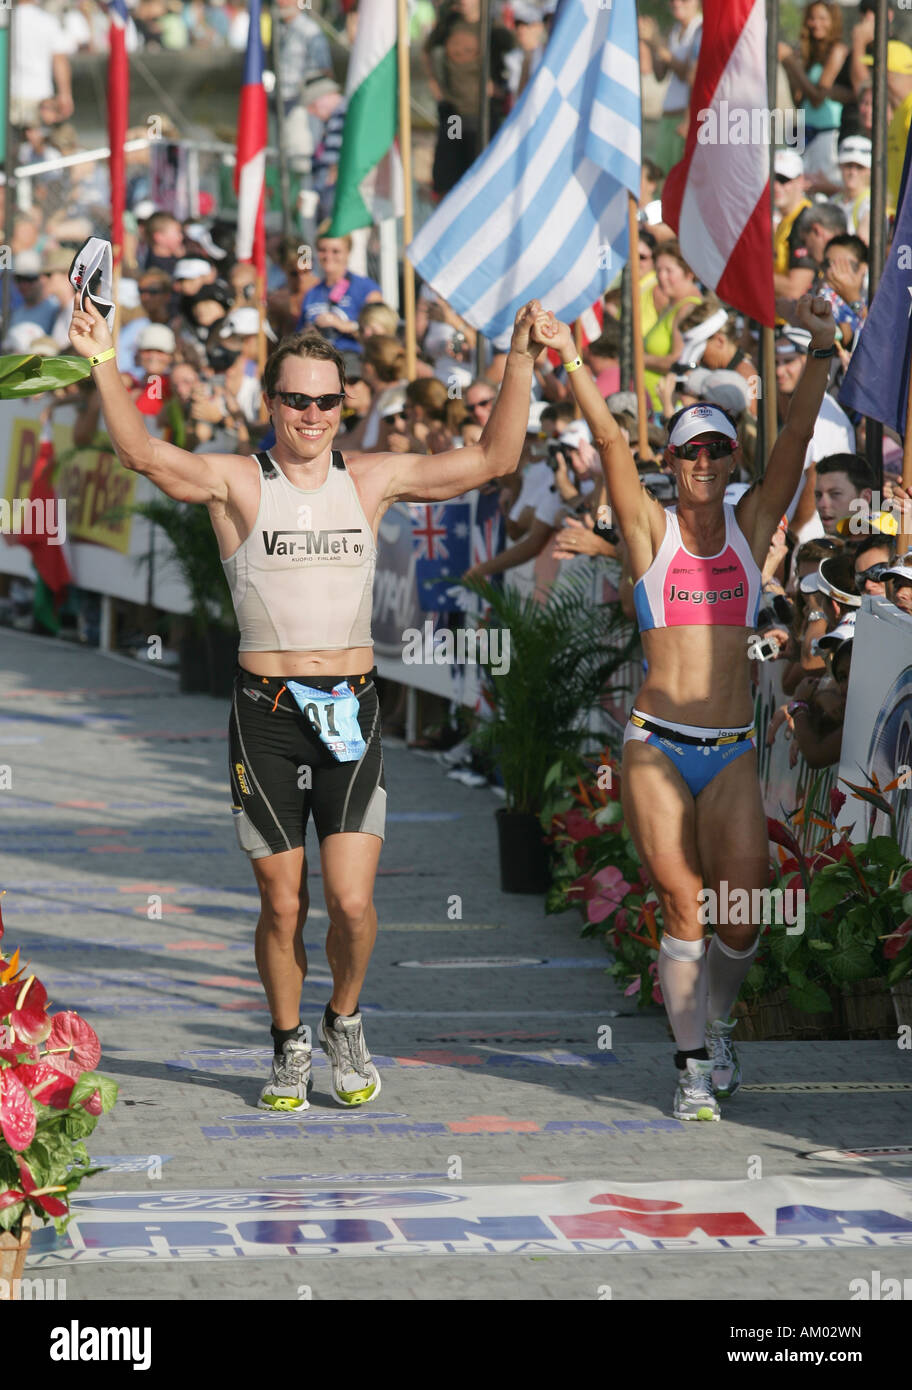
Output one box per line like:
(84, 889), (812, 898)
(464, 570), (639, 816)
(133, 496), (234, 635)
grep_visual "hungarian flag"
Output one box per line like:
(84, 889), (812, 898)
(13, 425), (72, 633)
(328, 0), (404, 237)
(662, 0), (775, 326)
(107, 1), (129, 271)
(235, 0), (267, 280)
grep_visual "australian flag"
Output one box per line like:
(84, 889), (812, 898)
(839, 122), (912, 434)
(410, 502), (471, 613)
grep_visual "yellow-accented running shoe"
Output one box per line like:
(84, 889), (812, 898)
(673, 1057), (721, 1121)
(317, 1011), (382, 1107)
(258, 1038), (312, 1111)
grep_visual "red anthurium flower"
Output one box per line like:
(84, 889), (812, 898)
(0, 976), (52, 1045)
(0, 1189), (25, 1210)
(829, 788), (847, 818)
(46, 1012), (101, 1070)
(901, 869), (912, 893)
(585, 866), (632, 924)
(562, 808), (598, 842)
(13, 1062), (77, 1110)
(883, 917), (912, 961)
(0, 1068), (37, 1151)
(16, 1158), (68, 1218)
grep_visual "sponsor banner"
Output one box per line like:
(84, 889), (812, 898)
(0, 401), (192, 610)
(25, 1178), (912, 1266)
(836, 598), (912, 860)
(203, 1118), (683, 1140)
(89, 1156), (174, 1173)
(393, 957), (608, 970)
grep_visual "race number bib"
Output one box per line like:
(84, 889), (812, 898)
(285, 680), (366, 763)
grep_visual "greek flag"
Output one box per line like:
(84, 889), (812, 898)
(408, 0), (640, 347)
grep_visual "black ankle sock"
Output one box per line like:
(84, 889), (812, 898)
(324, 1001), (359, 1029)
(271, 1021), (304, 1056)
(674, 1047), (709, 1071)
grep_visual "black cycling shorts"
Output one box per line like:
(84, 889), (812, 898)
(228, 666), (386, 859)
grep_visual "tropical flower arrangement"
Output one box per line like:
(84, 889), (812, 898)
(545, 757), (912, 1018)
(0, 896), (118, 1237)
(542, 749), (664, 1007)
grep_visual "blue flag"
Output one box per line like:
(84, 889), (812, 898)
(407, 0), (641, 347)
(410, 502), (471, 612)
(838, 124), (912, 433)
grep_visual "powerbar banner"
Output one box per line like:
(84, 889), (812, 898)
(26, 1177), (912, 1265)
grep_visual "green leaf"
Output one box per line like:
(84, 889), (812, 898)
(825, 921), (877, 984)
(808, 938), (834, 951)
(787, 979), (833, 1014)
(70, 1071), (118, 1114)
(0, 354), (92, 397)
(809, 873), (852, 914)
(0, 1201), (26, 1232)
(887, 957), (912, 987)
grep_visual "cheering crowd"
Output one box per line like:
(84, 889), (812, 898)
(2, 0), (912, 780)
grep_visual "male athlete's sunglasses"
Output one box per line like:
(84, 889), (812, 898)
(669, 439), (737, 461)
(274, 391), (345, 411)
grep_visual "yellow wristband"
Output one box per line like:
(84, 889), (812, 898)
(564, 356), (583, 373)
(89, 347), (117, 367)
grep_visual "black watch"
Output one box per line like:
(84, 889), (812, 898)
(811, 344), (836, 359)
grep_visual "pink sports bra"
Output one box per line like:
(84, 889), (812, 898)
(633, 504), (762, 631)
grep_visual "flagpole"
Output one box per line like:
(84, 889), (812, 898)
(257, 272), (269, 424)
(269, 0), (292, 241)
(1, 3), (13, 339)
(761, 0), (777, 467)
(866, 0), (889, 494)
(474, 0), (492, 379)
(397, 0), (416, 379)
(627, 193), (650, 462)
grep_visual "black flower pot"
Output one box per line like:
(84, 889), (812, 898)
(496, 807), (550, 894)
(178, 633), (210, 693)
(207, 626), (237, 697)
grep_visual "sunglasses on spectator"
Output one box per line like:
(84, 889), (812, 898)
(140, 285), (168, 294)
(855, 563), (890, 585)
(468, 397), (494, 413)
(383, 408), (408, 423)
(774, 173), (793, 185)
(669, 439), (737, 461)
(14, 274), (40, 283)
(274, 391), (345, 411)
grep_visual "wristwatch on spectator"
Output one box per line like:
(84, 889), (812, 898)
(805, 609), (826, 622)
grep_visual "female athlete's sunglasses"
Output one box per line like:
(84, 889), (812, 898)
(669, 439), (737, 461)
(274, 391), (345, 411)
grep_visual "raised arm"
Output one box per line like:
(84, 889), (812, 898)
(740, 296), (836, 541)
(68, 299), (235, 505)
(532, 314), (658, 542)
(383, 300), (541, 503)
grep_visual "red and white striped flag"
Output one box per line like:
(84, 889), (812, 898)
(108, 1), (129, 270)
(661, 0), (774, 326)
(235, 0), (267, 281)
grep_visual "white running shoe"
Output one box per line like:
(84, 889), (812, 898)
(317, 1011), (382, 1107)
(705, 1018), (742, 1098)
(673, 1057), (721, 1121)
(258, 1038), (312, 1111)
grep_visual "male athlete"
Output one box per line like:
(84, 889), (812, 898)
(69, 298), (543, 1110)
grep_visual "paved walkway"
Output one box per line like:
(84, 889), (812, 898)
(1, 629), (910, 1301)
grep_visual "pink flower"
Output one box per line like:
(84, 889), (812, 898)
(585, 866), (632, 924)
(648, 962), (663, 1005)
(623, 975), (641, 998)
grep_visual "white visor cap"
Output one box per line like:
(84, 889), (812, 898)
(667, 403), (738, 449)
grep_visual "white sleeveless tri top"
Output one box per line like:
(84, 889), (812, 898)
(223, 450), (377, 653)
